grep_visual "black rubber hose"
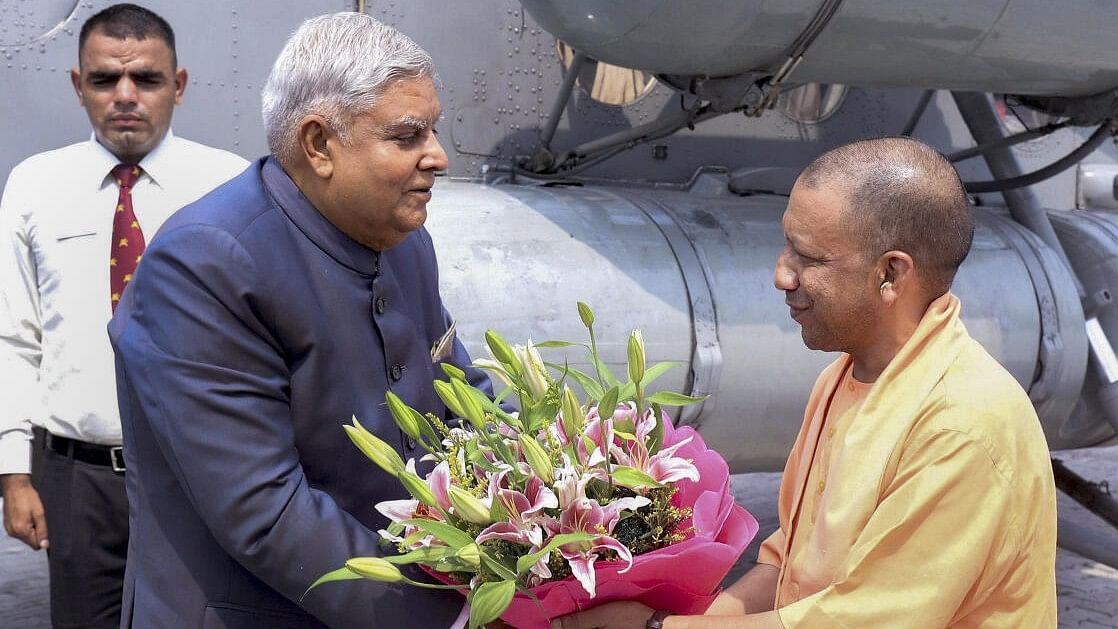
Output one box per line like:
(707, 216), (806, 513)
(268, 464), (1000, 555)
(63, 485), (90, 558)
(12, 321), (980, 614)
(963, 123), (1114, 194)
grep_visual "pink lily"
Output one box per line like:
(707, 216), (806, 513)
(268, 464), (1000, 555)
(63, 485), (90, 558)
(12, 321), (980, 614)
(611, 407), (700, 485)
(558, 495), (650, 597)
(476, 473), (558, 547)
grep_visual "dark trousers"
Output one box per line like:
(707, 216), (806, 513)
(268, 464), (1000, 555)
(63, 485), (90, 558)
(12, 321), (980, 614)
(31, 428), (128, 629)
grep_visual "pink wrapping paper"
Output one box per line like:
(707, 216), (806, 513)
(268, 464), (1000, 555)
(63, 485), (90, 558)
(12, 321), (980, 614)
(427, 423), (759, 628)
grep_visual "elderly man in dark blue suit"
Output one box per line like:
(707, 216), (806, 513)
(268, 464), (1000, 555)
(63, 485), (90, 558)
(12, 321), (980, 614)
(109, 13), (487, 628)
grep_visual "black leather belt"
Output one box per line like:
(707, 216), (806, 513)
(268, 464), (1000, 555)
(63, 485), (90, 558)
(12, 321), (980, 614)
(44, 432), (125, 473)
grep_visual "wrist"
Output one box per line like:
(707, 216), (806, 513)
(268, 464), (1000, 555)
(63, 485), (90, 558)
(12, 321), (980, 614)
(646, 610), (671, 629)
(0, 473), (33, 494)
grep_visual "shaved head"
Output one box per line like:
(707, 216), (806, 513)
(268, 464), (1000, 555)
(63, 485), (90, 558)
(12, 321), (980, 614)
(798, 137), (974, 296)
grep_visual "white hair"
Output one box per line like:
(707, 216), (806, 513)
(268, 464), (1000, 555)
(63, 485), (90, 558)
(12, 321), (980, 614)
(261, 12), (435, 165)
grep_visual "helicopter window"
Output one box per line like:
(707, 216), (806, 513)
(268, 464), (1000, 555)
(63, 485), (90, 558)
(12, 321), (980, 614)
(777, 83), (849, 124)
(556, 41), (658, 106)
(0, 0), (78, 46)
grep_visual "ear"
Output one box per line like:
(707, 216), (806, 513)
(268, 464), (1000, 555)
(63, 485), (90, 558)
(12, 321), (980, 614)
(876, 250), (914, 306)
(296, 115), (335, 179)
(173, 67), (188, 105)
(70, 68), (83, 105)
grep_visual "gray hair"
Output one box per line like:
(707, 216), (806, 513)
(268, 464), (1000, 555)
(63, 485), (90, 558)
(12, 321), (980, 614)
(261, 12), (435, 165)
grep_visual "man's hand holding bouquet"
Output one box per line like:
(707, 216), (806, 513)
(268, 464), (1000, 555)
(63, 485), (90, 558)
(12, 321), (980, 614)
(310, 304), (758, 628)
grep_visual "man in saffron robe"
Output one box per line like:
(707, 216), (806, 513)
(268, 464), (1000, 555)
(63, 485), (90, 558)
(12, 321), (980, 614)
(553, 137), (1057, 628)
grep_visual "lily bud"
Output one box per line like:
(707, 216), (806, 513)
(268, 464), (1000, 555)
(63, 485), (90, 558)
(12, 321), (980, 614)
(344, 418), (404, 476)
(485, 330), (521, 374)
(577, 302), (595, 328)
(399, 470), (439, 508)
(516, 341), (549, 400)
(627, 329), (646, 385)
(448, 486), (492, 525)
(452, 379), (486, 431)
(455, 542), (482, 569)
(434, 380), (466, 418)
(385, 392), (421, 441)
(518, 433), (554, 485)
(345, 557), (404, 582)
(560, 386), (583, 443)
(440, 362), (466, 381)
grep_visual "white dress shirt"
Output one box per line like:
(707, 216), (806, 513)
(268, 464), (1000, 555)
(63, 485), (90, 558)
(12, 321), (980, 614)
(0, 131), (248, 474)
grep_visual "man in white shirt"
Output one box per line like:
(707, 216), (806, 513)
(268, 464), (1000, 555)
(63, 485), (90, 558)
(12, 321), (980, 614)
(0, 4), (246, 627)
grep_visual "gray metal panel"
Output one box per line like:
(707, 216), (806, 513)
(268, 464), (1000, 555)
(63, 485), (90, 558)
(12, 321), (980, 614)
(3, 1), (1107, 211)
(519, 0), (1118, 96)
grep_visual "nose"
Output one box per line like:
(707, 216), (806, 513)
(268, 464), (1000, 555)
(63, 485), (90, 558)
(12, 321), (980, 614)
(420, 131), (449, 171)
(773, 247), (798, 292)
(113, 76), (137, 107)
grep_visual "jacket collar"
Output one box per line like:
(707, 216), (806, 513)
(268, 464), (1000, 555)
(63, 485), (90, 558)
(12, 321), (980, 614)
(259, 156), (381, 276)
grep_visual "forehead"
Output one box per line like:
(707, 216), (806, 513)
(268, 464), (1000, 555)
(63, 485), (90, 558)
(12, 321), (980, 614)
(361, 76), (442, 126)
(79, 32), (173, 69)
(783, 182), (849, 239)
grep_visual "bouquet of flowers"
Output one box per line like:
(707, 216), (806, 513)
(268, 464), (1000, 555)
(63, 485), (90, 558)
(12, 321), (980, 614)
(309, 303), (758, 628)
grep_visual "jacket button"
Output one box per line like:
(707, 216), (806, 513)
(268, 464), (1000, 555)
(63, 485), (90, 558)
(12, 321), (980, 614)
(406, 437), (417, 450)
(390, 364), (403, 381)
(375, 297), (386, 315)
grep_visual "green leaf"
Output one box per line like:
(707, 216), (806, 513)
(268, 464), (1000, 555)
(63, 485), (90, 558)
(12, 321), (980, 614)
(489, 492), (509, 522)
(401, 518), (475, 550)
(535, 340), (579, 348)
(642, 361), (682, 388)
(519, 400), (554, 434)
(514, 532), (596, 574)
(598, 385), (619, 419)
(493, 385), (515, 405)
(647, 391), (709, 406)
(590, 353), (620, 387)
(469, 580), (517, 629)
(546, 363), (604, 400)
(612, 465), (665, 489)
(414, 410), (441, 450)
(464, 440), (505, 474)
(613, 429), (637, 442)
(480, 552), (518, 581)
(472, 389), (521, 429)
(617, 382), (636, 402)
(303, 566), (363, 597)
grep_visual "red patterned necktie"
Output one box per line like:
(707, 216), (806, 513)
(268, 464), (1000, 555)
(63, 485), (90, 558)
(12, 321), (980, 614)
(109, 164), (145, 312)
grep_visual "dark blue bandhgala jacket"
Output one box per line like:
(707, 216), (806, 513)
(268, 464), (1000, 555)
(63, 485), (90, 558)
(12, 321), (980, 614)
(110, 158), (485, 628)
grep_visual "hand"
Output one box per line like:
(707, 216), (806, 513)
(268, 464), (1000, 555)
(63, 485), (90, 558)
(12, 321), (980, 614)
(551, 601), (655, 629)
(0, 474), (49, 550)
